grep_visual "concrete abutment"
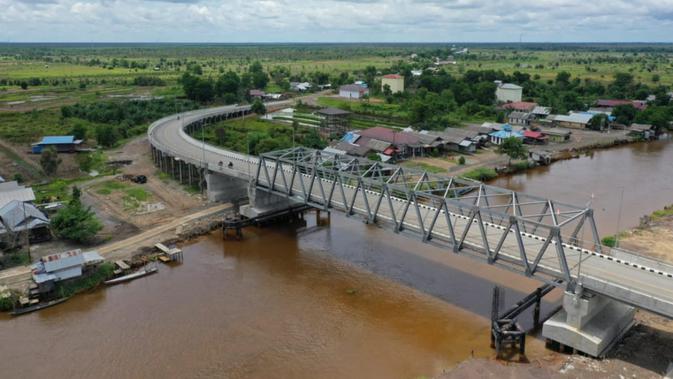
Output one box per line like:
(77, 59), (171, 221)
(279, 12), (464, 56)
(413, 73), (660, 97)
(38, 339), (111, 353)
(543, 288), (635, 357)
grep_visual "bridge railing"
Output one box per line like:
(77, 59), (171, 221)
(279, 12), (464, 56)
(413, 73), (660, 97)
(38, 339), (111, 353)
(254, 147), (610, 287)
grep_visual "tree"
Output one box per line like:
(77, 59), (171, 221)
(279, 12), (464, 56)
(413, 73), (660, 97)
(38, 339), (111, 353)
(612, 104), (637, 125)
(588, 113), (608, 131)
(497, 137), (527, 165)
(96, 124), (119, 147)
(70, 122), (88, 141)
(40, 147), (61, 176)
(555, 71), (571, 88)
(382, 84), (392, 97)
(251, 99), (266, 115)
(51, 186), (102, 244)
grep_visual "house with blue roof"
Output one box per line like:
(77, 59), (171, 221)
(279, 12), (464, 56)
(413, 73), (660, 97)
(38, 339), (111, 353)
(31, 135), (83, 154)
(489, 124), (524, 145)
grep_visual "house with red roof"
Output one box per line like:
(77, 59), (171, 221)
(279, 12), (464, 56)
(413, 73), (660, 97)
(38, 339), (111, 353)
(381, 74), (405, 94)
(595, 99), (648, 111)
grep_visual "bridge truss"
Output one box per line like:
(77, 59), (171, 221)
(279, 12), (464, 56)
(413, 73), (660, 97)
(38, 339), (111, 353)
(256, 147), (603, 286)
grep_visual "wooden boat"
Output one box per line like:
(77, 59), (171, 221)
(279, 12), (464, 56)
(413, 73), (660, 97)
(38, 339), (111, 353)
(104, 265), (158, 285)
(10, 297), (70, 316)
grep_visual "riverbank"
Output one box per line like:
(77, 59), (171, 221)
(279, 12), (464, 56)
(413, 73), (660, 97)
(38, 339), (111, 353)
(441, 204), (673, 379)
(0, 203), (232, 293)
(412, 127), (635, 180)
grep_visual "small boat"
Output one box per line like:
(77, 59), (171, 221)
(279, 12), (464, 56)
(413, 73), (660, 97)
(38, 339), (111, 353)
(104, 265), (158, 285)
(10, 297), (70, 316)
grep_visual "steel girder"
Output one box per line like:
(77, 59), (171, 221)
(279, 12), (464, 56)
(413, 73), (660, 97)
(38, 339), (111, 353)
(255, 147), (603, 285)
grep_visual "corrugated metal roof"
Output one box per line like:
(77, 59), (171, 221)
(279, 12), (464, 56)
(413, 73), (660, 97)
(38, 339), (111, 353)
(37, 136), (75, 145)
(0, 181), (21, 191)
(499, 83), (522, 90)
(318, 107), (351, 116)
(83, 251), (104, 265)
(41, 250), (85, 273)
(0, 186), (36, 209)
(366, 138), (392, 152)
(0, 201), (49, 232)
(552, 113), (594, 124)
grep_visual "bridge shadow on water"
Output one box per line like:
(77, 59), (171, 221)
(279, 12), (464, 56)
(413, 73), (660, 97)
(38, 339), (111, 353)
(265, 211), (562, 332)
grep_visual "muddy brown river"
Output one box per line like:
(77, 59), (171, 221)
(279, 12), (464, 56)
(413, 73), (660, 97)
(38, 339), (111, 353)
(1, 141), (672, 378)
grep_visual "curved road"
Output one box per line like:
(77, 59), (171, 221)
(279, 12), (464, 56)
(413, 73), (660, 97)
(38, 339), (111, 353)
(148, 104), (673, 319)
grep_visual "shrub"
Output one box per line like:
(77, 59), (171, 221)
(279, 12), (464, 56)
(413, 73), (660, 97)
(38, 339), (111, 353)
(462, 167), (497, 181)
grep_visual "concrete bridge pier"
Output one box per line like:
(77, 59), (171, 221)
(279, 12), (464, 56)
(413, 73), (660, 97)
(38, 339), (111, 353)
(543, 286), (635, 357)
(205, 172), (248, 203)
(239, 181), (297, 219)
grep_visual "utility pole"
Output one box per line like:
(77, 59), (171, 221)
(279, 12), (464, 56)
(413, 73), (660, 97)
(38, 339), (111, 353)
(614, 186), (625, 248)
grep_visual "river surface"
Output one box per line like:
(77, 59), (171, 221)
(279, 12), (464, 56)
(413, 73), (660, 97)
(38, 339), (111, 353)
(2, 141), (672, 378)
(491, 140), (673, 240)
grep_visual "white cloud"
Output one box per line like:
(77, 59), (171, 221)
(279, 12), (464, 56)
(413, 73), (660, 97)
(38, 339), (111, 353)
(0, 0), (671, 42)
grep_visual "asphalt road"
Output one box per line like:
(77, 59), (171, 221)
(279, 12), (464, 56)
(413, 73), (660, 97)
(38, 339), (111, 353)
(148, 104), (673, 319)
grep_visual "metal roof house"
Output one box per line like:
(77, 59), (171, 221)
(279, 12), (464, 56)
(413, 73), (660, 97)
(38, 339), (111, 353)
(339, 84), (369, 99)
(31, 136), (83, 154)
(0, 200), (50, 244)
(495, 82), (523, 103)
(550, 113), (594, 129)
(0, 181), (36, 209)
(489, 124), (524, 145)
(32, 249), (104, 290)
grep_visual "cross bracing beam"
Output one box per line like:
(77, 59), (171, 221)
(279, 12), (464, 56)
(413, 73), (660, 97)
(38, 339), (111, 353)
(256, 147), (604, 288)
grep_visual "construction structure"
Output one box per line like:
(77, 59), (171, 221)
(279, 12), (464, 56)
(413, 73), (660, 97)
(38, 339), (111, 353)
(317, 108), (351, 138)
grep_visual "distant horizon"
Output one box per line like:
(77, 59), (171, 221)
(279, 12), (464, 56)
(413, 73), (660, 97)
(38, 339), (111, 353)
(2, 41), (673, 45)
(3, 0), (673, 44)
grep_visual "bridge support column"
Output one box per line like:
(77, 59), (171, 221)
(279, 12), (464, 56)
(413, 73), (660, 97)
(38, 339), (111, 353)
(542, 288), (635, 357)
(205, 172), (248, 203)
(239, 182), (297, 219)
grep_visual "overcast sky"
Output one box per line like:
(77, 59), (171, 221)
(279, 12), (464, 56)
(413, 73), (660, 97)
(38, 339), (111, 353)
(1, 0), (672, 43)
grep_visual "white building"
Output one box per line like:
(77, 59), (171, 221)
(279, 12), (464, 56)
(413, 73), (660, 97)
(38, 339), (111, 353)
(339, 84), (369, 99)
(381, 74), (404, 94)
(495, 82), (523, 103)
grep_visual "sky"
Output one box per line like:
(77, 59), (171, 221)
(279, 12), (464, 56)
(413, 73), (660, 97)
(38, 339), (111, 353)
(1, 0), (673, 43)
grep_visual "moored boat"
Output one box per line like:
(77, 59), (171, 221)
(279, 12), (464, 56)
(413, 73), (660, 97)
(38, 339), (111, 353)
(104, 265), (158, 285)
(10, 297), (70, 316)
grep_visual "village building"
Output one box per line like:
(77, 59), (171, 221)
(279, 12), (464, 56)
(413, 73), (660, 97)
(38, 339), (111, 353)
(523, 130), (548, 145)
(549, 113), (594, 129)
(542, 128), (572, 143)
(356, 127), (424, 158)
(0, 181), (36, 209)
(339, 84), (369, 99)
(500, 101), (537, 112)
(531, 106), (552, 118)
(317, 108), (351, 138)
(290, 82), (311, 92)
(31, 250), (104, 294)
(249, 89), (265, 99)
(437, 128), (486, 152)
(629, 123), (656, 140)
(381, 74), (405, 93)
(31, 135), (82, 154)
(0, 200), (50, 244)
(488, 124), (523, 145)
(595, 99), (648, 111)
(495, 82), (523, 103)
(508, 111), (534, 126)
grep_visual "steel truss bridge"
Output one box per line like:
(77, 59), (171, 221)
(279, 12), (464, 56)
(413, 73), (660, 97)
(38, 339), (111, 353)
(148, 104), (673, 320)
(255, 147), (673, 318)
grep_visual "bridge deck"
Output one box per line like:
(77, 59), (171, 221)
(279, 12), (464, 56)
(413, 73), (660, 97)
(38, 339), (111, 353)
(148, 105), (673, 319)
